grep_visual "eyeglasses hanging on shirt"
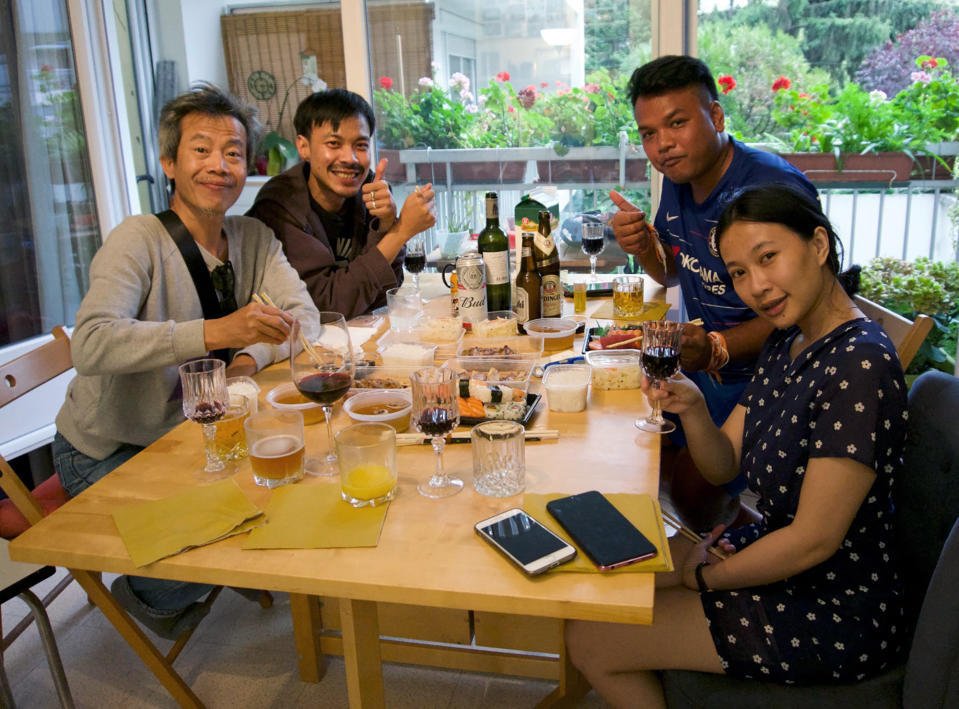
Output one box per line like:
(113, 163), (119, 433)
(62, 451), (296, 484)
(210, 261), (238, 315)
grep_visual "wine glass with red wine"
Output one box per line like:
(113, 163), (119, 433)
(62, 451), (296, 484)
(635, 320), (683, 434)
(179, 358), (233, 480)
(580, 220), (606, 281)
(405, 235), (426, 292)
(410, 367), (463, 498)
(290, 312), (355, 476)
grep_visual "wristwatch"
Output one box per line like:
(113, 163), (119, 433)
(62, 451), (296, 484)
(695, 561), (711, 593)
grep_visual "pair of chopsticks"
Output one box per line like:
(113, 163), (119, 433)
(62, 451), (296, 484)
(252, 292), (322, 363)
(396, 429), (559, 446)
(604, 317), (705, 349)
(660, 507), (728, 560)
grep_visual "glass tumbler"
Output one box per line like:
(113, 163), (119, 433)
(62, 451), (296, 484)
(613, 275), (645, 318)
(337, 422), (398, 507)
(471, 420), (526, 497)
(244, 409), (305, 488)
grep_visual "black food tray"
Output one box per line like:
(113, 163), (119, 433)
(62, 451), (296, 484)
(459, 393), (542, 427)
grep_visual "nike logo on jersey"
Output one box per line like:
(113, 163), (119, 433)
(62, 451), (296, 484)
(666, 212), (679, 222)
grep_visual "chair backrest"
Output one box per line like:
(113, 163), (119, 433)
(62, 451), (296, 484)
(0, 327), (73, 527)
(894, 371), (959, 622)
(854, 295), (934, 369)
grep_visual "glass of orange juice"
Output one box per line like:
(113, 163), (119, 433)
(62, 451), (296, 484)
(336, 423), (397, 507)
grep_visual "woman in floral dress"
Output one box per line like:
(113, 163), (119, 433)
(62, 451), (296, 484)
(566, 184), (908, 708)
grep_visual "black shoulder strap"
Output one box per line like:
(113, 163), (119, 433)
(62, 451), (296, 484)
(156, 210), (230, 362)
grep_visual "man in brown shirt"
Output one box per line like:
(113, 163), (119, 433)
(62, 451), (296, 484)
(248, 89), (435, 318)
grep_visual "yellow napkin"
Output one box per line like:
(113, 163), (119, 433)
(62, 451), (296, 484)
(523, 493), (674, 573)
(243, 483), (389, 550)
(590, 300), (669, 323)
(113, 479), (264, 567)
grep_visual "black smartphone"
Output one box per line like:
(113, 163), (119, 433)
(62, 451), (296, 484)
(475, 509), (577, 575)
(562, 281), (614, 298)
(546, 491), (658, 570)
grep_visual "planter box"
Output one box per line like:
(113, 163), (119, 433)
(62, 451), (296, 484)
(537, 157), (647, 183)
(782, 152), (915, 183)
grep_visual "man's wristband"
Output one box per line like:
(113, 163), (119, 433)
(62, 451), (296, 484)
(695, 561), (711, 593)
(705, 330), (730, 376)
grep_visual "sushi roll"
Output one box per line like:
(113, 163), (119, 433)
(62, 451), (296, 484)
(469, 379), (517, 404)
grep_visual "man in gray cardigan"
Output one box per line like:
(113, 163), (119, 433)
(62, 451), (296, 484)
(53, 83), (319, 638)
(248, 89), (436, 317)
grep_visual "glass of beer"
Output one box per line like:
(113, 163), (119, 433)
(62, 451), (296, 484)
(613, 275), (644, 318)
(214, 392), (252, 461)
(336, 423), (398, 507)
(243, 409), (305, 488)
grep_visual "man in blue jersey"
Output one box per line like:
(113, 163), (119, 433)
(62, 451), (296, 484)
(610, 55), (819, 531)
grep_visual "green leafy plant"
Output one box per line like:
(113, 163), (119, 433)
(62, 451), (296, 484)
(260, 73), (327, 175)
(860, 256), (959, 374)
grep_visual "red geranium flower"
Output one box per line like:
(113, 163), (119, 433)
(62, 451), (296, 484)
(378, 76), (393, 90)
(540, 81), (549, 88)
(798, 92), (811, 99)
(717, 74), (736, 94)
(507, 105), (515, 113)
(584, 83), (600, 94)
(922, 57), (939, 69)
(496, 71), (510, 82)
(771, 76), (791, 92)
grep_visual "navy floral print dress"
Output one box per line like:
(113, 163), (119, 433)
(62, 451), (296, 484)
(701, 318), (908, 684)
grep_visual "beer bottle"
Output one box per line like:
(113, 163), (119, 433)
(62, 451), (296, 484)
(534, 209), (561, 318)
(514, 233), (541, 326)
(477, 192), (511, 312)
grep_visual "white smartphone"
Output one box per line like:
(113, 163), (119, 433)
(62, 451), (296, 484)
(475, 509), (577, 575)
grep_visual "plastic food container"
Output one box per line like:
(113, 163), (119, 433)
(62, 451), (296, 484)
(376, 333), (438, 368)
(412, 315), (465, 360)
(352, 364), (419, 390)
(443, 357), (535, 398)
(457, 335), (544, 359)
(585, 349), (643, 390)
(343, 390), (413, 432)
(226, 375), (260, 413)
(265, 382), (325, 425)
(524, 317), (578, 352)
(471, 311), (519, 338)
(543, 364), (590, 412)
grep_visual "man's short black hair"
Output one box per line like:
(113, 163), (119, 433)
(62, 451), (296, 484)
(293, 89), (376, 139)
(627, 55), (719, 107)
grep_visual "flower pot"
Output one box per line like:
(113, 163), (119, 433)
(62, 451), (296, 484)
(782, 152), (915, 183)
(536, 158), (647, 183)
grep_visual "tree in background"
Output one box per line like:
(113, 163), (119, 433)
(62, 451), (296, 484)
(585, 0), (651, 76)
(699, 19), (831, 139)
(856, 9), (959, 95)
(707, 0), (947, 85)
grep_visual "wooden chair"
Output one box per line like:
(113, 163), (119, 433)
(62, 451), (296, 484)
(854, 295), (934, 370)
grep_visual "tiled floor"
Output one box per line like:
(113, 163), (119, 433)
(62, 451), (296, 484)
(3, 569), (609, 708)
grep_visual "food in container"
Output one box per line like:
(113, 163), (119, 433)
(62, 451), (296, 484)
(227, 375), (260, 413)
(376, 335), (437, 367)
(471, 310), (518, 338)
(524, 317), (578, 352)
(543, 364), (590, 412)
(265, 382), (325, 425)
(585, 323), (643, 351)
(352, 365), (418, 390)
(343, 390), (413, 432)
(414, 315), (464, 344)
(457, 335), (544, 359)
(585, 349), (643, 390)
(443, 357), (534, 421)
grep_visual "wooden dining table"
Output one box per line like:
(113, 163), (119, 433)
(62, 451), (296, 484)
(10, 275), (668, 709)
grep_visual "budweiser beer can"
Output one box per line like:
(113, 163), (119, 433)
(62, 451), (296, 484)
(455, 251), (487, 328)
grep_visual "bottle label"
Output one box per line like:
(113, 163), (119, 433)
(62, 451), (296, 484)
(541, 274), (561, 317)
(534, 231), (555, 255)
(520, 246), (531, 257)
(482, 249), (509, 286)
(514, 287), (529, 324)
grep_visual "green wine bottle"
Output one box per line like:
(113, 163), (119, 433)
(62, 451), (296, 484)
(477, 192), (511, 312)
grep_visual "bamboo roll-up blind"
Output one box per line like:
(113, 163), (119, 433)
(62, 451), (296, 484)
(221, 4), (434, 144)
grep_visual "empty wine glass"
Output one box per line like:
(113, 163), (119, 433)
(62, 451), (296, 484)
(179, 358), (233, 480)
(410, 367), (463, 498)
(580, 220), (606, 281)
(635, 320), (684, 434)
(290, 312), (355, 476)
(405, 235), (426, 291)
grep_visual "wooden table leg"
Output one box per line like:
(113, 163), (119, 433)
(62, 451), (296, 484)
(70, 570), (204, 709)
(535, 619), (591, 709)
(340, 599), (384, 708)
(290, 593), (325, 683)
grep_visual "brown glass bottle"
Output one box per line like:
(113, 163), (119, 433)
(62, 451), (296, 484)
(514, 233), (541, 326)
(533, 209), (561, 318)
